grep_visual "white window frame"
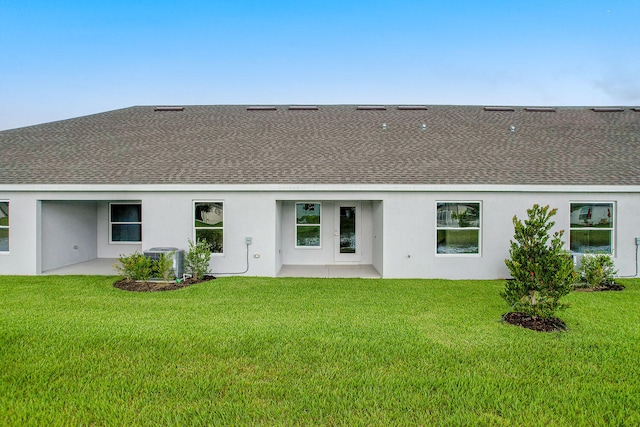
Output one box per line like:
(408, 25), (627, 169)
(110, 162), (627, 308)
(194, 201), (224, 255)
(435, 201), (482, 257)
(109, 202), (142, 244)
(569, 201), (615, 255)
(295, 202), (322, 249)
(0, 201), (8, 253)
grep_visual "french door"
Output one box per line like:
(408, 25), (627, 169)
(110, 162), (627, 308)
(334, 202), (361, 262)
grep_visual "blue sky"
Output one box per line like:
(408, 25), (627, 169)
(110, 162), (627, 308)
(1, 0), (639, 130)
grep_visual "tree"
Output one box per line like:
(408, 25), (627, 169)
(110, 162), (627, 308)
(502, 204), (577, 318)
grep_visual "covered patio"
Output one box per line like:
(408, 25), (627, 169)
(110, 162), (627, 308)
(42, 258), (119, 275)
(43, 259), (382, 278)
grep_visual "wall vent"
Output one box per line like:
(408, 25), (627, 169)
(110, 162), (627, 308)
(154, 106), (184, 112)
(525, 107), (556, 112)
(357, 105), (386, 110)
(592, 107), (624, 112)
(484, 106), (514, 112)
(397, 105), (428, 110)
(247, 106), (277, 111)
(288, 106), (318, 110)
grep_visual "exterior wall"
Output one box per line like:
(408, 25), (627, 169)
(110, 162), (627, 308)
(0, 194), (39, 274)
(372, 200), (384, 275)
(275, 201), (283, 272)
(97, 201), (142, 258)
(41, 201), (98, 272)
(140, 192), (277, 276)
(379, 191), (640, 279)
(0, 188), (639, 279)
(279, 200), (374, 266)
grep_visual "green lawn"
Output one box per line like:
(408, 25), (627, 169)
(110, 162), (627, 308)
(2, 276), (639, 426)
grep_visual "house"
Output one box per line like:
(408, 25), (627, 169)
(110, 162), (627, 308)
(1, 105), (639, 278)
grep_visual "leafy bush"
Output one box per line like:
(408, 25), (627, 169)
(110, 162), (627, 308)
(578, 253), (617, 288)
(185, 239), (211, 280)
(502, 204), (578, 319)
(154, 252), (176, 282)
(115, 252), (154, 281)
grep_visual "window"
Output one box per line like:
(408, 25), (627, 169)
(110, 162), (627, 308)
(570, 203), (614, 254)
(0, 202), (8, 252)
(296, 203), (321, 247)
(436, 202), (481, 255)
(194, 202), (223, 253)
(110, 203), (141, 243)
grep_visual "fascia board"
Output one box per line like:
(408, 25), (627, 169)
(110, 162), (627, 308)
(2, 184), (640, 194)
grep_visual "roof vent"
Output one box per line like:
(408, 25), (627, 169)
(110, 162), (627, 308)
(484, 106), (514, 112)
(247, 106), (277, 111)
(288, 105), (318, 110)
(509, 125), (516, 132)
(154, 106), (184, 112)
(421, 123), (427, 131)
(382, 123), (387, 130)
(525, 107), (556, 112)
(632, 108), (640, 112)
(357, 105), (386, 110)
(397, 105), (428, 110)
(592, 107), (624, 112)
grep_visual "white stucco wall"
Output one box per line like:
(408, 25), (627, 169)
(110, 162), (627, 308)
(0, 194), (39, 274)
(279, 200), (375, 266)
(1, 186), (639, 279)
(275, 201), (283, 272)
(97, 201), (142, 259)
(377, 191), (640, 279)
(372, 200), (384, 275)
(140, 192), (277, 276)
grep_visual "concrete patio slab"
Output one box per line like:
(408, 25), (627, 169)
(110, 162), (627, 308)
(43, 258), (119, 275)
(277, 264), (381, 278)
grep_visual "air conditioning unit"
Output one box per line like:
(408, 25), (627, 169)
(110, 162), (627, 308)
(572, 253), (598, 269)
(143, 247), (184, 279)
(571, 253), (583, 268)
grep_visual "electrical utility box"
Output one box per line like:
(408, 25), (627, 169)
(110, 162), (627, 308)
(143, 247), (184, 278)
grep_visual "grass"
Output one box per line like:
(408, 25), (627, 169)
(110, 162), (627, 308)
(1, 276), (639, 426)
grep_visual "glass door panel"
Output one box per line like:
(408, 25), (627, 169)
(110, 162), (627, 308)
(335, 202), (360, 262)
(339, 206), (356, 254)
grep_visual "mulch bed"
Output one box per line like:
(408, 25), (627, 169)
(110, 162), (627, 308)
(503, 281), (625, 331)
(114, 275), (216, 292)
(502, 312), (567, 332)
(573, 283), (625, 292)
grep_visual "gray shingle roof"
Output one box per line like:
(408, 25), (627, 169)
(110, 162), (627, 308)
(1, 105), (639, 186)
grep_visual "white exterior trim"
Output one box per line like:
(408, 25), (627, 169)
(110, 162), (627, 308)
(3, 184), (640, 194)
(435, 200), (482, 257)
(0, 199), (8, 254)
(294, 202), (322, 249)
(108, 202), (142, 244)
(193, 200), (225, 256)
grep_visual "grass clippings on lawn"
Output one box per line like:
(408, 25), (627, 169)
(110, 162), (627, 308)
(1, 276), (639, 426)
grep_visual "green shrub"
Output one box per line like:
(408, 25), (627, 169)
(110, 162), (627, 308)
(184, 239), (211, 280)
(578, 253), (617, 288)
(502, 204), (578, 318)
(115, 252), (154, 281)
(154, 252), (176, 282)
